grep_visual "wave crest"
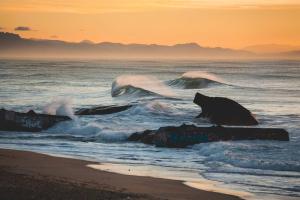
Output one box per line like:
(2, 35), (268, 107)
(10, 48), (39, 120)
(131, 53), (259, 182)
(168, 71), (225, 89)
(111, 75), (175, 98)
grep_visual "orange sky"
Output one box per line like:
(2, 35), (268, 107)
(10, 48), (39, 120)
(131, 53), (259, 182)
(0, 0), (300, 48)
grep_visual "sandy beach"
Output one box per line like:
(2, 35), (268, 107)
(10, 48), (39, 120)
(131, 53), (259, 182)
(0, 148), (243, 200)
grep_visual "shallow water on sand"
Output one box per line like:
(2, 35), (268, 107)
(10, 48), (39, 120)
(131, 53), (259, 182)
(0, 59), (300, 199)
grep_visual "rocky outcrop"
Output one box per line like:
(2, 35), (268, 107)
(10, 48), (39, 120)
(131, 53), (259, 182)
(193, 93), (258, 126)
(128, 124), (289, 148)
(0, 109), (71, 132)
(75, 105), (132, 115)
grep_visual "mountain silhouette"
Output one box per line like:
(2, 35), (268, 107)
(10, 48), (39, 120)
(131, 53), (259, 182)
(0, 32), (293, 59)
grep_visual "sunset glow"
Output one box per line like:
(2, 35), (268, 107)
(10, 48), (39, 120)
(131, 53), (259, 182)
(1, 0), (300, 48)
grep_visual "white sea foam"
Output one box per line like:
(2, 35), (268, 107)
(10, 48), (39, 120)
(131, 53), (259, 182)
(145, 101), (171, 112)
(46, 119), (132, 142)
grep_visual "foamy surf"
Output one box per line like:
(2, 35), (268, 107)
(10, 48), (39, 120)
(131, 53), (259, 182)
(128, 100), (184, 116)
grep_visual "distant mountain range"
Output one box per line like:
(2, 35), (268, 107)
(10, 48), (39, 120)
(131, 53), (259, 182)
(243, 44), (300, 54)
(0, 32), (299, 59)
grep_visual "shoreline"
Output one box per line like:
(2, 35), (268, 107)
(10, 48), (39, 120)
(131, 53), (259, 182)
(88, 163), (251, 199)
(0, 148), (243, 200)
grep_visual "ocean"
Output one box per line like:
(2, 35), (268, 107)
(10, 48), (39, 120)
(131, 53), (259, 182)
(0, 59), (299, 199)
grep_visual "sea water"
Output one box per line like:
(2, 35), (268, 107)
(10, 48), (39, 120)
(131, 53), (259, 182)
(0, 59), (299, 199)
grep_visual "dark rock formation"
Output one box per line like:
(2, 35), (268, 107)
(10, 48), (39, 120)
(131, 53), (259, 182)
(193, 93), (258, 126)
(128, 124), (289, 148)
(0, 109), (71, 132)
(75, 105), (132, 115)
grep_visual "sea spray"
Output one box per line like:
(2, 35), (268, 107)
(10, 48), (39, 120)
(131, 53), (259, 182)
(43, 97), (76, 119)
(111, 75), (175, 97)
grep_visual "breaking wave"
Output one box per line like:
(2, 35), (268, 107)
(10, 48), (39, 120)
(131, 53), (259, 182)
(111, 75), (175, 98)
(167, 71), (226, 89)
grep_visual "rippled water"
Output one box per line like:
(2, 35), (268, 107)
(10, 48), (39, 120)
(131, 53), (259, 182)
(0, 59), (299, 199)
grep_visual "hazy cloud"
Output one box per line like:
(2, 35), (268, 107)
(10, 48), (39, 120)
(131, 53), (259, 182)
(50, 35), (58, 38)
(0, 27), (3, 30)
(15, 26), (32, 31)
(1, 0), (300, 14)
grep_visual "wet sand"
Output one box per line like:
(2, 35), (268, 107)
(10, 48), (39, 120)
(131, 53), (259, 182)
(0, 149), (243, 200)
